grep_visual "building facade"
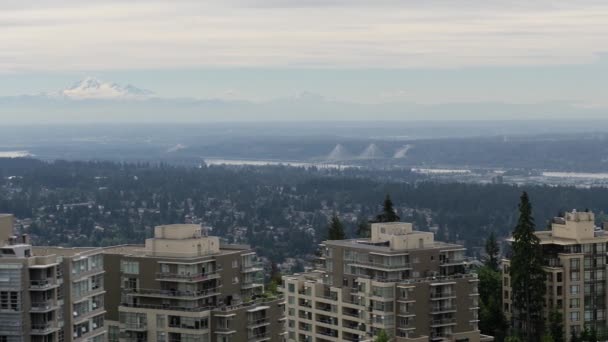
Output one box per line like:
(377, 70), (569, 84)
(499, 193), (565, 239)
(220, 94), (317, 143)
(0, 214), (106, 342)
(283, 222), (490, 342)
(0, 215), (285, 342)
(503, 210), (608, 339)
(102, 224), (285, 342)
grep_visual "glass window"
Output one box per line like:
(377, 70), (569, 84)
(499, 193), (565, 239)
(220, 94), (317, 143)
(570, 285), (579, 295)
(120, 260), (139, 275)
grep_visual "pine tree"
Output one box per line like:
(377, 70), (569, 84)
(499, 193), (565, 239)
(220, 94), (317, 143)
(327, 214), (345, 240)
(357, 220), (371, 238)
(510, 192), (545, 342)
(375, 194), (400, 223)
(484, 231), (500, 271)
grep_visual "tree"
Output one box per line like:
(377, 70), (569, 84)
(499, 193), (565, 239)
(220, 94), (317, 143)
(484, 231), (500, 271)
(548, 309), (564, 342)
(510, 192), (546, 342)
(327, 214), (345, 240)
(375, 194), (400, 223)
(570, 330), (579, 342)
(478, 265), (508, 341)
(357, 220), (371, 238)
(374, 330), (389, 342)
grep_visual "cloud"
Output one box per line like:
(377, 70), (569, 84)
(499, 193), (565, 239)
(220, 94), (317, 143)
(0, 1), (607, 72)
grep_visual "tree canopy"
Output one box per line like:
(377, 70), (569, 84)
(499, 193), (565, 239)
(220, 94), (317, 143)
(510, 192), (545, 341)
(375, 194), (400, 223)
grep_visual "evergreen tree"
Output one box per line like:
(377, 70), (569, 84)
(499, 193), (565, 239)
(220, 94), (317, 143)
(548, 309), (564, 342)
(357, 220), (371, 238)
(484, 231), (500, 271)
(510, 192), (545, 341)
(478, 265), (508, 341)
(375, 194), (400, 223)
(327, 214), (345, 240)
(374, 330), (389, 342)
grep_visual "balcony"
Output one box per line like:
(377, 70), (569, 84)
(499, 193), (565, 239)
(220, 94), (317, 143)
(248, 318), (270, 328)
(30, 301), (59, 312)
(30, 279), (58, 290)
(120, 302), (214, 313)
(124, 323), (147, 331)
(431, 305), (457, 314)
(124, 288), (220, 300)
(349, 260), (412, 271)
(430, 292), (455, 300)
(72, 267), (105, 281)
(248, 332), (270, 342)
(430, 318), (457, 327)
(242, 263), (264, 273)
(31, 322), (59, 335)
(155, 271), (221, 282)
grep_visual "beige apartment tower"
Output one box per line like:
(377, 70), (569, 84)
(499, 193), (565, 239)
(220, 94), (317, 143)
(283, 222), (491, 342)
(0, 214), (107, 342)
(102, 224), (286, 342)
(503, 210), (608, 339)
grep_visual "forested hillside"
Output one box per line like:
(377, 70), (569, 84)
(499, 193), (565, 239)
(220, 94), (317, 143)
(2, 158), (608, 262)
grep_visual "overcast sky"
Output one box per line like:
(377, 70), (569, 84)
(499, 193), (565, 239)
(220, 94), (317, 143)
(1, 0), (607, 107)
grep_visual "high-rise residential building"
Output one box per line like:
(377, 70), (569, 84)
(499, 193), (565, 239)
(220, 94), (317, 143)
(503, 210), (608, 339)
(0, 214), (107, 342)
(102, 224), (286, 342)
(283, 222), (491, 342)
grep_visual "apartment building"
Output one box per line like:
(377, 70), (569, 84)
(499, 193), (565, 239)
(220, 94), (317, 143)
(503, 210), (608, 339)
(102, 224), (286, 342)
(0, 214), (106, 342)
(283, 222), (491, 342)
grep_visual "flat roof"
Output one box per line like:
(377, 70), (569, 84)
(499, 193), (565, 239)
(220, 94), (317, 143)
(324, 238), (464, 253)
(101, 244), (250, 259)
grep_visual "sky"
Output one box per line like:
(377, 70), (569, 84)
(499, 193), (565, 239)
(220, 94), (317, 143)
(1, 0), (607, 110)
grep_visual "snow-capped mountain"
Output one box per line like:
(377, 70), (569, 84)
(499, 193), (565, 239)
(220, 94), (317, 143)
(50, 77), (154, 100)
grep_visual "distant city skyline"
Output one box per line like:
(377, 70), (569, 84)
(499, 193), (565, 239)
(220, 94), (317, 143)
(1, 0), (607, 121)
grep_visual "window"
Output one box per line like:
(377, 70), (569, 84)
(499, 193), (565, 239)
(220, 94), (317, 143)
(570, 258), (580, 270)
(157, 332), (166, 342)
(288, 284), (295, 293)
(232, 260), (238, 268)
(157, 314), (166, 328)
(557, 273), (563, 282)
(571, 271), (580, 281)
(570, 298), (580, 309)
(585, 310), (593, 322)
(0, 291), (20, 311)
(570, 285), (580, 295)
(570, 312), (580, 322)
(120, 260), (139, 275)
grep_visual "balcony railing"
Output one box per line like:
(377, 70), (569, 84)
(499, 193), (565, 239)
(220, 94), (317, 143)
(248, 318), (270, 327)
(349, 260), (412, 270)
(120, 302), (215, 312)
(155, 271), (221, 282)
(31, 322), (58, 334)
(248, 332), (269, 341)
(430, 318), (457, 326)
(124, 288), (219, 299)
(30, 279), (57, 289)
(431, 305), (457, 313)
(30, 301), (58, 312)
(430, 292), (455, 299)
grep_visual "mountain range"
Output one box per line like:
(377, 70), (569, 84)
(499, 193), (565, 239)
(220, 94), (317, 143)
(0, 77), (606, 123)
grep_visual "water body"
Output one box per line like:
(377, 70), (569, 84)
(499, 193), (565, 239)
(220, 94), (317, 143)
(543, 172), (608, 180)
(412, 168), (472, 174)
(203, 158), (355, 170)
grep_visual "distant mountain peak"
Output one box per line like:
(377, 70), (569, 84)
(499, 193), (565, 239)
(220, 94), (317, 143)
(50, 77), (154, 100)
